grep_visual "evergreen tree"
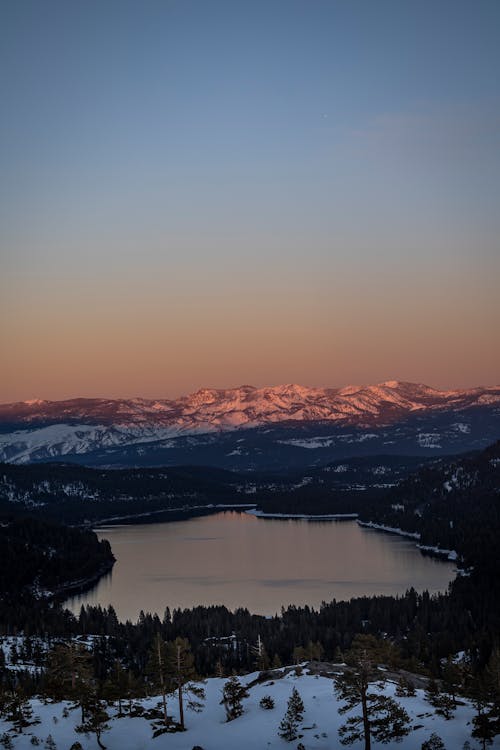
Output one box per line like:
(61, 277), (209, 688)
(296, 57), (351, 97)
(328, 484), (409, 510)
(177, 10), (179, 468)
(44, 643), (93, 722)
(260, 695), (275, 709)
(334, 656), (410, 750)
(221, 675), (249, 721)
(252, 635), (270, 672)
(272, 653), (282, 669)
(469, 649), (500, 750)
(278, 706), (299, 742)
(433, 691), (455, 720)
(145, 633), (169, 726)
(472, 705), (497, 750)
(102, 659), (129, 716)
(421, 733), (445, 750)
(425, 678), (440, 706)
(44, 736), (57, 750)
(442, 656), (463, 706)
(293, 646), (308, 664)
(75, 695), (110, 750)
(166, 637), (204, 730)
(305, 640), (324, 661)
(278, 687), (305, 742)
(288, 687), (304, 722)
(395, 676), (416, 697)
(4, 689), (38, 734)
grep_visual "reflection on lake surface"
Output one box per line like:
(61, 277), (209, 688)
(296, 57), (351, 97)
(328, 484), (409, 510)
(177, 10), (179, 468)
(66, 511), (456, 621)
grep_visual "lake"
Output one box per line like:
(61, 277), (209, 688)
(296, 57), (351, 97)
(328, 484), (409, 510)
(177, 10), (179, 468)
(66, 511), (456, 621)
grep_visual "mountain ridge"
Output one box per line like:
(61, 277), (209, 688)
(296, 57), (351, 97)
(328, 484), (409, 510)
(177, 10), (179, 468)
(2, 380), (499, 424)
(0, 381), (499, 466)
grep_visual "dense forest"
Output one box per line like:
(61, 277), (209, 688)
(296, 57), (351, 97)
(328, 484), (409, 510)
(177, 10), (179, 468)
(0, 517), (114, 597)
(0, 454), (433, 524)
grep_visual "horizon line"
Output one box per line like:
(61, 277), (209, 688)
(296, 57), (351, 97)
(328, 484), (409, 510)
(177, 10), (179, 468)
(2, 379), (499, 406)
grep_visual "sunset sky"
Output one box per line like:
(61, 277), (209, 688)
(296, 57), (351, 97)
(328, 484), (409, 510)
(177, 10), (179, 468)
(1, 0), (499, 402)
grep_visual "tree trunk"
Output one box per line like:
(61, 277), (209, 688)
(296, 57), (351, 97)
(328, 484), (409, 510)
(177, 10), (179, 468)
(157, 638), (168, 725)
(177, 645), (185, 729)
(361, 687), (371, 750)
(178, 682), (184, 729)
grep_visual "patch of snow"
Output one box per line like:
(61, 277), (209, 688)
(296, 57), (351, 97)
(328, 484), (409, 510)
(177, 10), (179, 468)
(417, 433), (442, 449)
(357, 520), (421, 540)
(0, 668), (494, 750)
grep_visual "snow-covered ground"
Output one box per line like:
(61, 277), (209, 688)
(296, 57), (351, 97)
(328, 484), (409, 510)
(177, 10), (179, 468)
(357, 520), (421, 539)
(1, 667), (496, 750)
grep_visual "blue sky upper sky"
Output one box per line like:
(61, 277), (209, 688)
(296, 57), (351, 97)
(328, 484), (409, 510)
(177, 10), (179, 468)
(1, 0), (499, 399)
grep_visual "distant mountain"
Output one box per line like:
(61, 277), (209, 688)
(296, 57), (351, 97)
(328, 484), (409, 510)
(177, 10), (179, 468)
(0, 381), (499, 467)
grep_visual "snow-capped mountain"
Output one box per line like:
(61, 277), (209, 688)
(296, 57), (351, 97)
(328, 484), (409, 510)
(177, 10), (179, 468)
(0, 381), (499, 465)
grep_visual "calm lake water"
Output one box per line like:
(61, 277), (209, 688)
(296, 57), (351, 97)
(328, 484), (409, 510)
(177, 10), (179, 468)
(66, 511), (456, 621)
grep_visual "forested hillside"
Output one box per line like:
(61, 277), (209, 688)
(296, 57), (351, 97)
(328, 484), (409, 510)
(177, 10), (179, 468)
(0, 516), (114, 600)
(358, 440), (500, 566)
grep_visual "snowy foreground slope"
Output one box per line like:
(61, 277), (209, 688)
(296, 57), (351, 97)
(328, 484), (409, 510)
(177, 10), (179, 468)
(2, 667), (496, 750)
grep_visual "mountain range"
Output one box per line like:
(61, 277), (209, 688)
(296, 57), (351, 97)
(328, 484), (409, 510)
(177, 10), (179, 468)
(1, 380), (499, 468)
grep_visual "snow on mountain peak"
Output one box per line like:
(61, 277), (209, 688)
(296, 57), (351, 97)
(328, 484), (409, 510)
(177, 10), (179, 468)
(1, 381), (499, 465)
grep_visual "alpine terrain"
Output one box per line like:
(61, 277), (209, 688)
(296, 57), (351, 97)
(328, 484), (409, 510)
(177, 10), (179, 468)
(0, 381), (499, 468)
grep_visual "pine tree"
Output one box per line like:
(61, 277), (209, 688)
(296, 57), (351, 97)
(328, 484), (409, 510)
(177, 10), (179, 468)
(166, 637), (204, 730)
(44, 643), (93, 723)
(306, 640), (324, 662)
(425, 676), (455, 718)
(421, 733), (445, 750)
(288, 687), (304, 722)
(293, 646), (308, 664)
(442, 656), (463, 706)
(272, 653), (282, 669)
(472, 706), (497, 750)
(433, 691), (455, 720)
(252, 635), (270, 672)
(5, 689), (39, 734)
(278, 687), (305, 742)
(75, 695), (110, 750)
(102, 659), (129, 716)
(221, 675), (249, 721)
(44, 735), (57, 750)
(395, 676), (416, 697)
(260, 695), (275, 709)
(469, 648), (500, 750)
(425, 678), (440, 706)
(278, 706), (299, 742)
(145, 633), (169, 726)
(125, 670), (141, 715)
(334, 656), (411, 750)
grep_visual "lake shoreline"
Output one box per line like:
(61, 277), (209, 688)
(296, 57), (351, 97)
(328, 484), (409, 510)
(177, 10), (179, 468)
(66, 510), (456, 621)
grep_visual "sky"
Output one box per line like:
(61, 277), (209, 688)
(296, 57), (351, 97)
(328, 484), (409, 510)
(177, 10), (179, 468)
(1, 0), (499, 401)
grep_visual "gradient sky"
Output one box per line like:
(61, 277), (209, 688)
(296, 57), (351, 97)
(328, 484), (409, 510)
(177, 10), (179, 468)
(1, 0), (499, 401)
